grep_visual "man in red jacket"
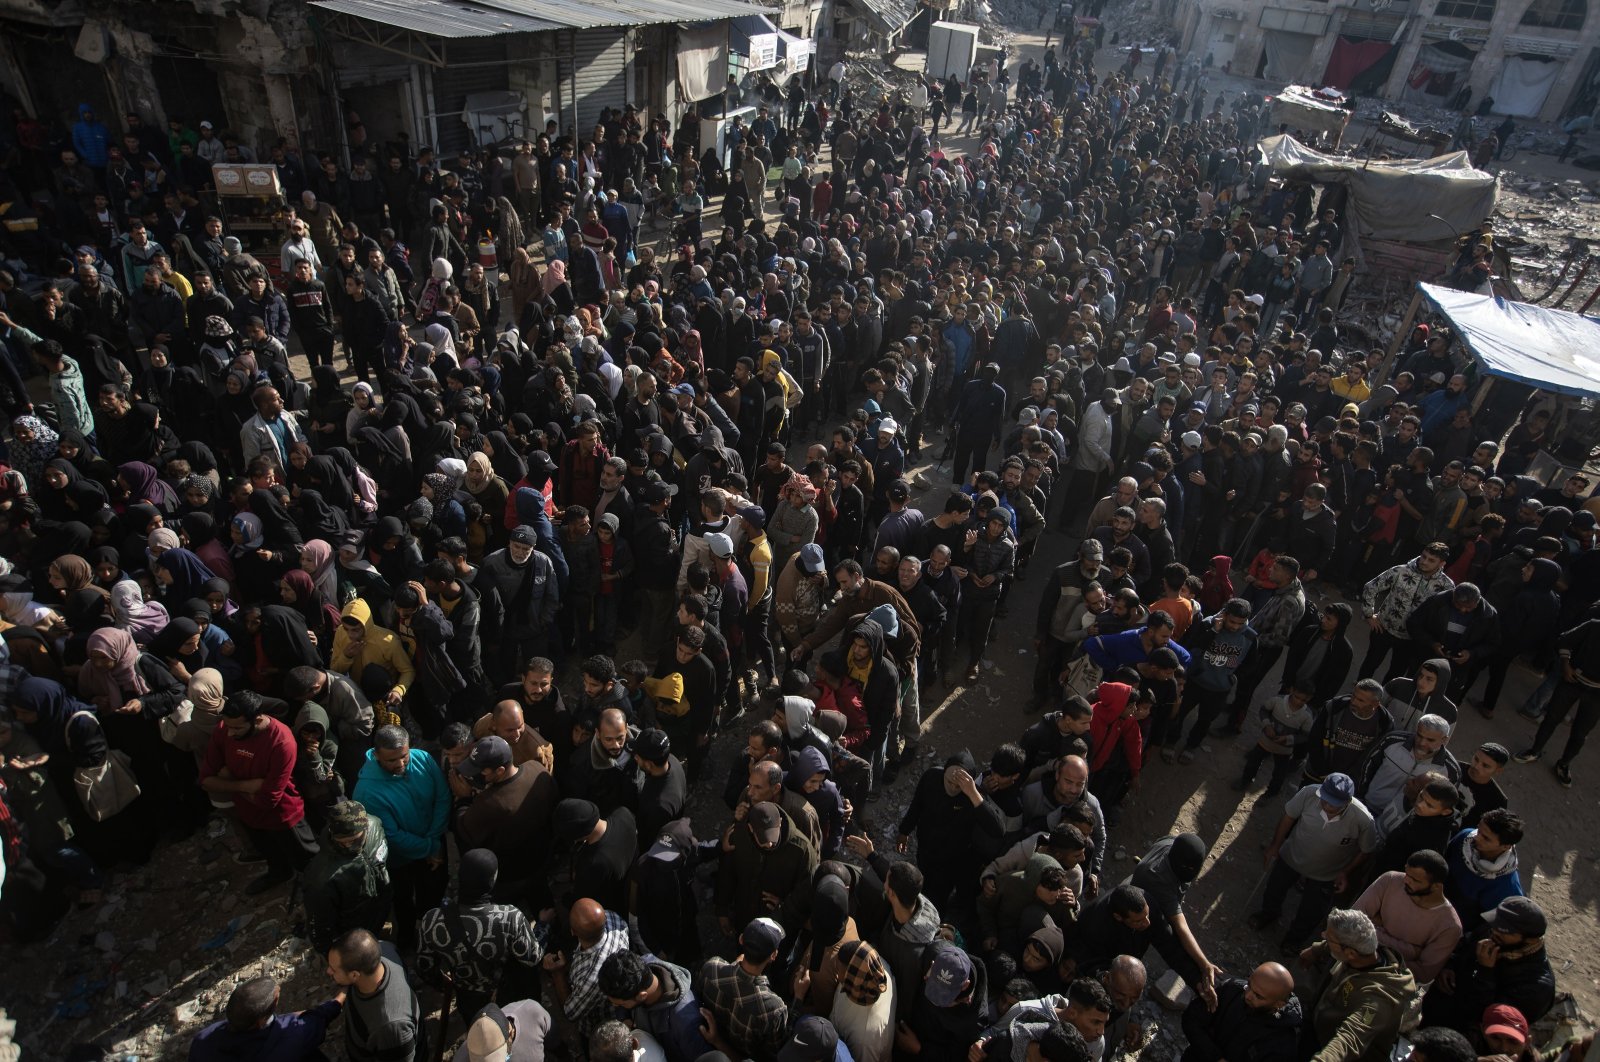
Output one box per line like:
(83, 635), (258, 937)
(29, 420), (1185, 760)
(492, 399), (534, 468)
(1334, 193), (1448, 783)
(201, 690), (320, 894)
(1089, 680), (1149, 817)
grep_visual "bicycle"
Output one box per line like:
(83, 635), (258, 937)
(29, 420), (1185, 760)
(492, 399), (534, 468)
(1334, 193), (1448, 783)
(1498, 130), (1539, 161)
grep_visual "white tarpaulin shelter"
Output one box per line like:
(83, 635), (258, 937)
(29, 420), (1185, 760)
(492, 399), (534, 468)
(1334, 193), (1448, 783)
(1270, 86), (1351, 137)
(1256, 134), (1498, 257)
(1418, 281), (1600, 398)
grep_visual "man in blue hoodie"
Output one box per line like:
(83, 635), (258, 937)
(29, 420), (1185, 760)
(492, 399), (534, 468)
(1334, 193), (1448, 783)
(72, 104), (110, 171)
(353, 725), (450, 953)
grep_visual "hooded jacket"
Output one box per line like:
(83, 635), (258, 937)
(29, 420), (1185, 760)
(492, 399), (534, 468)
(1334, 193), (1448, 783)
(291, 702), (343, 812)
(976, 851), (1069, 947)
(302, 811), (392, 951)
(398, 601), (467, 705)
(348, 739), (448, 868)
(1382, 658), (1458, 730)
(1497, 557), (1563, 660)
(1303, 944), (1418, 1062)
(820, 618), (901, 752)
(906, 943), (992, 1062)
(1088, 682), (1144, 777)
(1355, 728), (1462, 811)
(331, 598), (415, 698)
(1181, 975), (1302, 1062)
(787, 744), (846, 858)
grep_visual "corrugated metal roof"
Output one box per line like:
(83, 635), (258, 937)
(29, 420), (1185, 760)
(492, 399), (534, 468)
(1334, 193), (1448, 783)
(849, 0), (916, 34)
(313, 0), (780, 34)
(477, 0), (779, 29)
(308, 0), (560, 38)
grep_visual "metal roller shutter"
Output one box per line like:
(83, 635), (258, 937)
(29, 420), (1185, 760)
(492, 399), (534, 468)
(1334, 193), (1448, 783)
(434, 37), (511, 154)
(561, 28), (628, 135)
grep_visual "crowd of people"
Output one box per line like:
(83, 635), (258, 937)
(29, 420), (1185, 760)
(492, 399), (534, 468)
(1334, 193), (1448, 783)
(0, 10), (1592, 1062)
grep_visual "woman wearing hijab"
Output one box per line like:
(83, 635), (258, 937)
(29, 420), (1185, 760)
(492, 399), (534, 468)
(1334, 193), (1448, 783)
(369, 514), (425, 587)
(356, 426), (413, 501)
(10, 414), (60, 486)
(250, 489), (305, 551)
(180, 511), (235, 586)
(78, 627), (194, 859)
(9, 674), (113, 827)
(154, 547), (219, 605)
(47, 553), (98, 600)
(88, 545), (129, 594)
(325, 446), (379, 520)
(229, 510), (282, 604)
(302, 455), (355, 518)
(279, 567), (341, 650)
(116, 461), (180, 516)
(462, 452), (510, 557)
(411, 422), (462, 486)
(299, 539), (342, 609)
(346, 382), (381, 446)
(110, 580), (170, 646)
(295, 488), (349, 543)
(337, 533), (392, 612)
(308, 364), (353, 452)
(254, 602), (323, 687)
(146, 615), (207, 685)
(542, 258), (575, 316)
(172, 666), (228, 759)
(117, 504), (164, 572)
(37, 460), (110, 523)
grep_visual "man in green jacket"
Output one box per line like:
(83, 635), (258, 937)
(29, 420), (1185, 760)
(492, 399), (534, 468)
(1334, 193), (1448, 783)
(303, 799), (392, 953)
(1297, 908), (1419, 1062)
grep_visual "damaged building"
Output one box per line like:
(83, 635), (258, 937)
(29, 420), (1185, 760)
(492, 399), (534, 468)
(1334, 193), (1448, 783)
(1178, 0), (1600, 122)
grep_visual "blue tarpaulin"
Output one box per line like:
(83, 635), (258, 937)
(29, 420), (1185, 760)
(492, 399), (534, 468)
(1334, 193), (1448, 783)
(1418, 281), (1600, 398)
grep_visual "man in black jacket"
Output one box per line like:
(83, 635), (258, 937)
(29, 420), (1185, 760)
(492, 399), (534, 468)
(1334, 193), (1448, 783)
(1181, 963), (1301, 1062)
(895, 749), (1006, 913)
(951, 362), (1008, 485)
(1421, 897), (1557, 1029)
(1406, 584), (1502, 700)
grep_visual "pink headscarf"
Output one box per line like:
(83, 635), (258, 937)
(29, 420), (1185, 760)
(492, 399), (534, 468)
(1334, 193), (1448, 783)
(80, 627), (149, 712)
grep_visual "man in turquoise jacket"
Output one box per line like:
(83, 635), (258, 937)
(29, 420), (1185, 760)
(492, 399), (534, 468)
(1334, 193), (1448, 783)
(353, 725), (450, 952)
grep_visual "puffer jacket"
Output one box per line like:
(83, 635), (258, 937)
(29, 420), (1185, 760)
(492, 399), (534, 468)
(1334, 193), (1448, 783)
(478, 542), (560, 634)
(302, 812), (392, 951)
(965, 530), (1016, 601)
(1362, 558), (1455, 638)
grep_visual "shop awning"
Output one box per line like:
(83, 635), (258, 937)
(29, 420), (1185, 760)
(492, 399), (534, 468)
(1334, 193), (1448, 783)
(313, 0), (774, 34)
(1418, 281), (1600, 398)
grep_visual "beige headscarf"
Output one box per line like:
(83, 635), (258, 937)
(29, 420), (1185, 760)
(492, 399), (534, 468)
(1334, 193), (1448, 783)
(176, 667), (226, 755)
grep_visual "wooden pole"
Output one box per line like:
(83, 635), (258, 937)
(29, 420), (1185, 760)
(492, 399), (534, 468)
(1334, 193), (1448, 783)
(1377, 286), (1423, 386)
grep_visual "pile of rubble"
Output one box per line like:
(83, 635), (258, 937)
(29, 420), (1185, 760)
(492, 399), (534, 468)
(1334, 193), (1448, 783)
(1496, 176), (1600, 298)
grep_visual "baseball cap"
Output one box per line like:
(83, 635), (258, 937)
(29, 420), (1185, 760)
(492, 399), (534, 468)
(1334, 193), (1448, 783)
(1483, 896), (1547, 937)
(641, 481), (679, 503)
(671, 382), (695, 396)
(464, 1005), (512, 1062)
(742, 916), (783, 957)
(748, 801), (783, 845)
(634, 727), (672, 764)
(1181, 430), (1203, 449)
(706, 532), (735, 558)
(877, 417), (899, 435)
(798, 543), (826, 574)
(1101, 387), (1122, 406)
(1318, 772), (1355, 807)
(458, 736), (513, 783)
(1481, 1004), (1530, 1045)
(643, 818), (698, 862)
(887, 479), (911, 502)
(1245, 293), (1265, 307)
(924, 944), (974, 1006)
(509, 525), (537, 546)
(200, 120), (214, 129)
(737, 504), (768, 527)
(779, 1017), (841, 1062)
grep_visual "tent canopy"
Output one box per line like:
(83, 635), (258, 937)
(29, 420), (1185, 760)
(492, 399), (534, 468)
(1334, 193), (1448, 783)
(1256, 134), (1498, 253)
(1418, 281), (1600, 398)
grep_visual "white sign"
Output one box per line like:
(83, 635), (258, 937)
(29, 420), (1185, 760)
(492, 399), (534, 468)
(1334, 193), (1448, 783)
(750, 33), (780, 70)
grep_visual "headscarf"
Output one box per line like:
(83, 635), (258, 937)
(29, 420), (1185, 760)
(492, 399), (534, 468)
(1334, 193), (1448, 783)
(424, 323), (457, 360)
(61, 587), (111, 635)
(303, 456), (354, 515)
(117, 461), (179, 512)
(836, 940), (890, 1006)
(10, 415), (60, 484)
(13, 676), (100, 757)
(301, 539), (339, 605)
(250, 489), (304, 549)
(231, 512), (265, 555)
(295, 488), (348, 542)
(110, 580), (170, 645)
(188, 667), (225, 712)
(52, 554), (94, 593)
(156, 548), (219, 603)
(542, 259), (567, 296)
(80, 627), (149, 708)
(147, 615), (201, 663)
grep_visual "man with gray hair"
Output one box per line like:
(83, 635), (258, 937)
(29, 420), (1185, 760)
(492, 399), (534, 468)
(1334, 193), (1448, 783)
(1356, 713), (1462, 821)
(1297, 909), (1418, 1062)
